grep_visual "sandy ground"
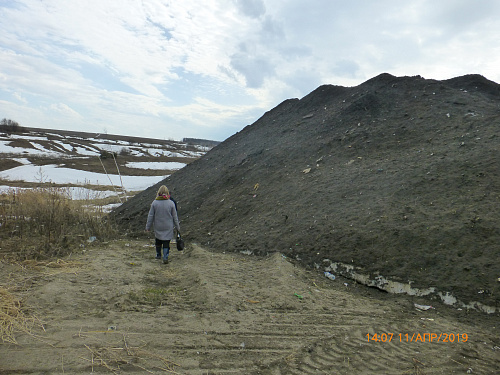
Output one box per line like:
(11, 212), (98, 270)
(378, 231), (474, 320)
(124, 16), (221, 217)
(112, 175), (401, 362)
(1, 240), (498, 374)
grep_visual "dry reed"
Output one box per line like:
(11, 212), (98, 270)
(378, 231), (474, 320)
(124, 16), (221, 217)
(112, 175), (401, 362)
(79, 332), (181, 374)
(0, 287), (43, 344)
(0, 186), (117, 260)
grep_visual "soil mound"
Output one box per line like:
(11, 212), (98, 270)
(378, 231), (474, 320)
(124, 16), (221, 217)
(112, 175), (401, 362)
(112, 73), (500, 310)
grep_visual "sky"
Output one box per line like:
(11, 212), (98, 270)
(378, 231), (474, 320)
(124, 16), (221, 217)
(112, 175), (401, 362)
(1, 1), (499, 142)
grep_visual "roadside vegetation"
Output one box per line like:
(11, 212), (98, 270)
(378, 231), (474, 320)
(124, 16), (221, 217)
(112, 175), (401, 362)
(0, 186), (117, 260)
(0, 185), (119, 345)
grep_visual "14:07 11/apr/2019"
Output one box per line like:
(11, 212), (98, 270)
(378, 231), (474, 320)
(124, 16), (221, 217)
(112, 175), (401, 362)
(366, 333), (468, 343)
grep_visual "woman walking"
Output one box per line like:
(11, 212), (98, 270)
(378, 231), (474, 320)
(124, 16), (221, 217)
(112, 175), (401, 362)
(145, 185), (180, 264)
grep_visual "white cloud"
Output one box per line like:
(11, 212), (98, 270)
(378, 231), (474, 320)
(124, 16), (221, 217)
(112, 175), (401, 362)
(13, 92), (27, 104)
(48, 103), (81, 118)
(233, 0), (266, 19)
(0, 0), (499, 141)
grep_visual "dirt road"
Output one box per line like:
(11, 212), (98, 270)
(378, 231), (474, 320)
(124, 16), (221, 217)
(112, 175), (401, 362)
(1, 240), (498, 374)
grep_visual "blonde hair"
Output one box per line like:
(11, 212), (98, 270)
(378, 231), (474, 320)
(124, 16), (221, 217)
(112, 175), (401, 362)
(157, 185), (169, 196)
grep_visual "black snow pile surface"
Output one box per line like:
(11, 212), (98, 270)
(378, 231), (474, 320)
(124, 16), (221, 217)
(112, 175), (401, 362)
(112, 73), (500, 309)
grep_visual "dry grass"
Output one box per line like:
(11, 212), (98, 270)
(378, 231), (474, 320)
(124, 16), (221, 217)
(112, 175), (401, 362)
(21, 258), (84, 277)
(0, 186), (117, 260)
(0, 185), (113, 346)
(0, 287), (43, 344)
(0, 259), (83, 345)
(79, 332), (181, 374)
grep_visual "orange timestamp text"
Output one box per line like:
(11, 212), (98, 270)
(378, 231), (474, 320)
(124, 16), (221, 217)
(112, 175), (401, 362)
(366, 333), (468, 343)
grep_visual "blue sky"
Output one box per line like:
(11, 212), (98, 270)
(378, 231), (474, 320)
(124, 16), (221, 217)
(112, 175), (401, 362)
(1, 0), (499, 141)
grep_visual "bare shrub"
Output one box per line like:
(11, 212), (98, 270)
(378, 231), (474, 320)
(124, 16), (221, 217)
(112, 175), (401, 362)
(99, 150), (117, 159)
(119, 147), (131, 156)
(0, 118), (24, 134)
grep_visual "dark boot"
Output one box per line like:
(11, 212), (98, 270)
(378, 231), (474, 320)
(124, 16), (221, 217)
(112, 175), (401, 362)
(163, 247), (170, 264)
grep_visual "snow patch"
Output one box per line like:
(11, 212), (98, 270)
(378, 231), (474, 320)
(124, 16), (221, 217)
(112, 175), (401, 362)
(0, 164), (168, 192)
(125, 161), (186, 170)
(323, 260), (497, 314)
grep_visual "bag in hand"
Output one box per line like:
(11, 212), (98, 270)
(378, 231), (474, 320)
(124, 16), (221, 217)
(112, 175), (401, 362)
(176, 233), (185, 251)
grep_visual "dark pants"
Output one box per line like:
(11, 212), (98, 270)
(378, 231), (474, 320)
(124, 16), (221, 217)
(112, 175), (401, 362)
(155, 238), (170, 259)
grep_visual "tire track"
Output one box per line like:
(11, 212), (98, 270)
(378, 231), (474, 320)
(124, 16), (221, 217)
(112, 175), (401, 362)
(1, 241), (498, 374)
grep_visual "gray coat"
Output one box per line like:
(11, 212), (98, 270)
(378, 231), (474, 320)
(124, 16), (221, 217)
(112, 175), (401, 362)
(145, 199), (180, 240)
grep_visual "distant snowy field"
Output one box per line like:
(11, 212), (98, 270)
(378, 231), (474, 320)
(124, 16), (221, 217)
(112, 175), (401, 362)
(0, 164), (168, 192)
(0, 133), (208, 158)
(0, 131), (209, 199)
